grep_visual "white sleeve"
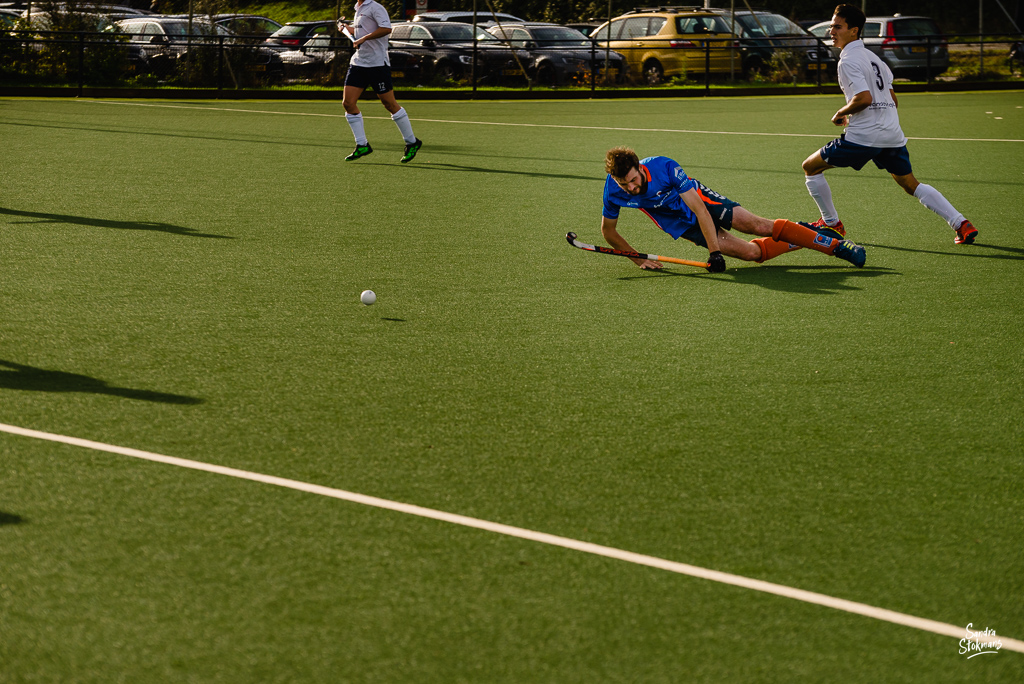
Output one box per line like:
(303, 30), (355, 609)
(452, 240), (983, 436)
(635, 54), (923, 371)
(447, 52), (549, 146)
(842, 59), (871, 96)
(373, 4), (391, 29)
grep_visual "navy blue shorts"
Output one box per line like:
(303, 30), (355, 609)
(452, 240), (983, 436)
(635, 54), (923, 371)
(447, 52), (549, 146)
(678, 181), (741, 248)
(345, 64), (393, 94)
(820, 134), (913, 176)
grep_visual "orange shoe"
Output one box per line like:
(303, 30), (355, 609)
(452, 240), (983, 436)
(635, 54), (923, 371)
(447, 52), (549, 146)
(810, 217), (846, 238)
(954, 220), (978, 245)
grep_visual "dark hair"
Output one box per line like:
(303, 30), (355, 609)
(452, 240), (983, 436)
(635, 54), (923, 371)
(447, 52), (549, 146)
(605, 147), (639, 178)
(834, 4), (866, 37)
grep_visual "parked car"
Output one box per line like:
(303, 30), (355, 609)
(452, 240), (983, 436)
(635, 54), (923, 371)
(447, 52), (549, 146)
(563, 21), (602, 36)
(264, 20), (335, 50)
(210, 14), (282, 39)
(1, 8), (20, 29)
(20, 3), (148, 25)
(590, 8), (736, 84)
(117, 16), (283, 83)
(808, 15), (949, 79)
(486, 22), (625, 85)
(389, 20), (521, 84)
(710, 9), (837, 79)
(411, 10), (526, 27)
(279, 35), (423, 84)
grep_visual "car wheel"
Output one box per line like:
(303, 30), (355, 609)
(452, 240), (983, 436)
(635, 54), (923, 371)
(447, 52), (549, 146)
(535, 63), (556, 86)
(743, 55), (765, 77)
(642, 59), (664, 85)
(433, 59), (457, 81)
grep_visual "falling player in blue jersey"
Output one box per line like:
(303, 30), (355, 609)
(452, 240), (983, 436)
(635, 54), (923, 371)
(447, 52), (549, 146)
(601, 147), (866, 272)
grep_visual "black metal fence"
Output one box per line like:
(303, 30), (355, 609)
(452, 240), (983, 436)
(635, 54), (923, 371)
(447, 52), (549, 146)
(1, 29), (1022, 95)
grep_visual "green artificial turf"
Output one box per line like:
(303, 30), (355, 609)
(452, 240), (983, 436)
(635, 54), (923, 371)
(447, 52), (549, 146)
(0, 92), (1022, 682)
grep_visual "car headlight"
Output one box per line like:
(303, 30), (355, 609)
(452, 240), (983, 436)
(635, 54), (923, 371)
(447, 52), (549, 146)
(458, 55), (473, 65)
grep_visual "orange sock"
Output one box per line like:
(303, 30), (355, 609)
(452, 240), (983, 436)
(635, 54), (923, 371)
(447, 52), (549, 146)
(753, 237), (801, 263)
(772, 219), (838, 255)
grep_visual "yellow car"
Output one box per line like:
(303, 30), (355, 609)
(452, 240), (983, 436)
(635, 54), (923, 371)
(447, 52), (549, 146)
(591, 9), (736, 83)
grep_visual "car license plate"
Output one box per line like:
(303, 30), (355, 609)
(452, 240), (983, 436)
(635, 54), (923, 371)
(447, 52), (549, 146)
(911, 46), (927, 53)
(807, 63), (823, 69)
(503, 69), (523, 76)
(392, 71), (404, 78)
(250, 64), (266, 71)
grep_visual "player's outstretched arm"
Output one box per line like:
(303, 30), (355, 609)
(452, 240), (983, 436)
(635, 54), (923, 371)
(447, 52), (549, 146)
(680, 188), (725, 273)
(600, 216), (661, 269)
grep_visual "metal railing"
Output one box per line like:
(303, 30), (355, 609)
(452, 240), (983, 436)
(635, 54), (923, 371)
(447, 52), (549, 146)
(2, 29), (1022, 95)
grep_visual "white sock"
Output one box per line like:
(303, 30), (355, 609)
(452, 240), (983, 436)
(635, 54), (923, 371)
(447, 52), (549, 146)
(391, 107), (416, 144)
(345, 113), (367, 146)
(805, 174), (839, 226)
(913, 183), (965, 230)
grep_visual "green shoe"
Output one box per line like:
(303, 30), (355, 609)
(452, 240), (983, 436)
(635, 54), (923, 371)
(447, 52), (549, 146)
(400, 138), (422, 163)
(345, 143), (373, 161)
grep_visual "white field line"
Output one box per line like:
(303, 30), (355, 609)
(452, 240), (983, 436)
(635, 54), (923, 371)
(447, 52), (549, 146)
(80, 100), (1024, 143)
(2, 421), (1022, 654)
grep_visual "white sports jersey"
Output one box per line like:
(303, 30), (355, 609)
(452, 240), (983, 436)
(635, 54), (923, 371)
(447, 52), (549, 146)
(350, 0), (391, 68)
(837, 39), (907, 148)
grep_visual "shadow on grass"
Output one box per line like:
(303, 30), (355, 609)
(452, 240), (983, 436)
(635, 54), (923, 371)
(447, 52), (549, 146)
(621, 264), (897, 294)
(0, 359), (203, 405)
(862, 241), (1024, 260)
(0, 208), (233, 239)
(0, 512), (26, 526)
(0, 119), (338, 152)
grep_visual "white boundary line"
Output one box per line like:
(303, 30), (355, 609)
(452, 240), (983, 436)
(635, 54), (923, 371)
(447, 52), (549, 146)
(78, 100), (1024, 143)
(2, 420), (1022, 654)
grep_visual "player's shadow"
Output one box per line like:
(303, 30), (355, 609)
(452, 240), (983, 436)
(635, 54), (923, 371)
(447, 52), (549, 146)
(861, 242), (1024, 261)
(725, 265), (897, 294)
(622, 265), (896, 294)
(0, 207), (233, 239)
(0, 512), (26, 526)
(0, 120), (335, 153)
(0, 359), (202, 405)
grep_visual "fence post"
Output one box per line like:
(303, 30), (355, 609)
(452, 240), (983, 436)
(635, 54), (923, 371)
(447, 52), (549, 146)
(704, 39), (710, 94)
(78, 31), (85, 96)
(926, 36), (932, 83)
(816, 37), (822, 87)
(590, 40), (595, 95)
(217, 35), (224, 97)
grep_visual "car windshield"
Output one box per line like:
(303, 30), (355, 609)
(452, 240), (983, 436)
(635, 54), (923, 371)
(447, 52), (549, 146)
(431, 23), (477, 43)
(890, 19), (942, 37)
(273, 25), (313, 36)
(531, 27), (591, 47)
(162, 20), (229, 37)
(736, 14), (805, 37)
(474, 26), (500, 42)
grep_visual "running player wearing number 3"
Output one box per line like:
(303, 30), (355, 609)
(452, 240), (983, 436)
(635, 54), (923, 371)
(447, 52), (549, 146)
(601, 147), (867, 273)
(802, 4), (977, 245)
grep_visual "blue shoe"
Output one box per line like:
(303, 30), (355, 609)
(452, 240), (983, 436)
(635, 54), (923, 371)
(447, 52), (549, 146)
(833, 239), (866, 268)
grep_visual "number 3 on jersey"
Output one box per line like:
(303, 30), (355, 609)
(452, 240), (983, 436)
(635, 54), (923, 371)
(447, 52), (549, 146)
(871, 62), (883, 90)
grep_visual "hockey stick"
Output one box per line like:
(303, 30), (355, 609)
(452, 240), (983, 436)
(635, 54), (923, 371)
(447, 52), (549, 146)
(565, 232), (710, 269)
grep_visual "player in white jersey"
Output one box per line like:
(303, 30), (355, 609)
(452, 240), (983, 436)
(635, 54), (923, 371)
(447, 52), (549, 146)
(801, 4), (977, 245)
(340, 0), (422, 163)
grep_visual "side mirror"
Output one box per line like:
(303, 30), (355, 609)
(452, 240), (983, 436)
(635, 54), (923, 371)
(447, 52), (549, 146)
(422, 38), (435, 48)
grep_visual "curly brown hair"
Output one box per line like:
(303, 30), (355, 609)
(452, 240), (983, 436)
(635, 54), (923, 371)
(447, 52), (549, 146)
(605, 147), (640, 179)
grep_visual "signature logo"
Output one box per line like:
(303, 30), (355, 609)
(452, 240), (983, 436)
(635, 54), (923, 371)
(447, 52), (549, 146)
(959, 623), (1002, 658)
